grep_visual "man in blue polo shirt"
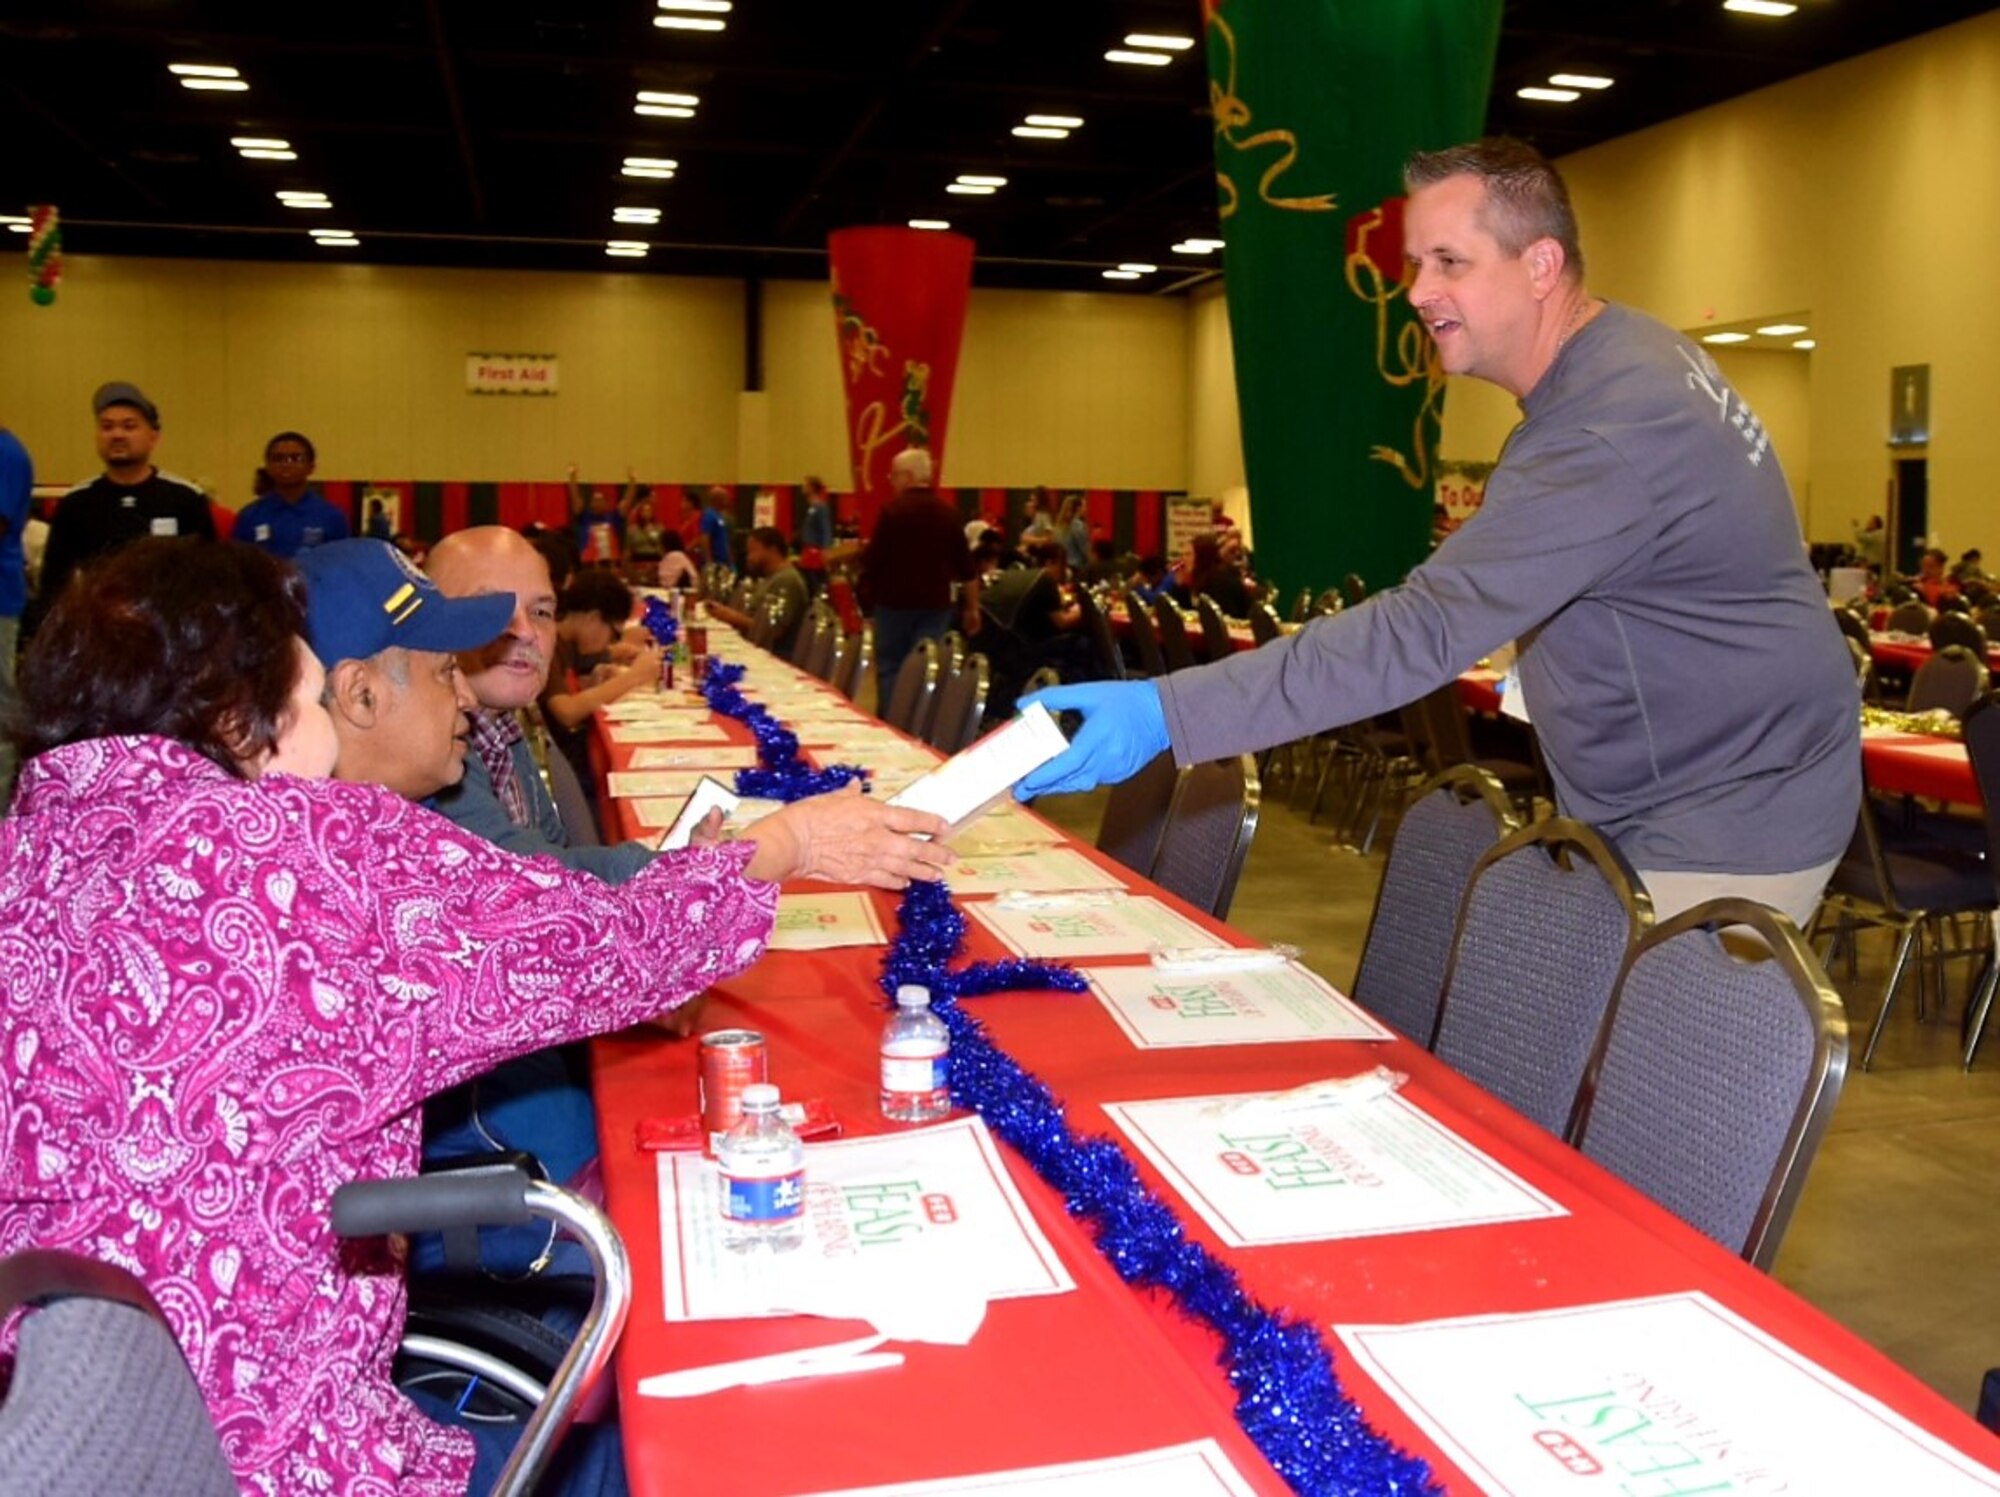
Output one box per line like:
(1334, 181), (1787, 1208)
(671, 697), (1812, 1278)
(233, 431), (349, 559)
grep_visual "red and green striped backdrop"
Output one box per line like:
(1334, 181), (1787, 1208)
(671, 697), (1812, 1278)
(314, 482), (1184, 559)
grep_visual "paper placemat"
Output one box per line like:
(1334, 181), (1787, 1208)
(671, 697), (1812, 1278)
(626, 745), (763, 770)
(769, 892), (890, 951)
(943, 848), (1128, 896)
(1084, 962), (1392, 1048)
(967, 894), (1217, 959)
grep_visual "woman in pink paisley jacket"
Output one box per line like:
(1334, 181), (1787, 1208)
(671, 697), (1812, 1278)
(0, 540), (948, 1494)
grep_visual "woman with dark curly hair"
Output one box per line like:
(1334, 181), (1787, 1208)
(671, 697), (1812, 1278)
(0, 538), (943, 1494)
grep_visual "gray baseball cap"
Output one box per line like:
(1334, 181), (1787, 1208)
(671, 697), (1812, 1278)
(93, 381), (160, 427)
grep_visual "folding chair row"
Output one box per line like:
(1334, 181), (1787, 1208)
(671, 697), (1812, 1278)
(1091, 751), (1260, 921)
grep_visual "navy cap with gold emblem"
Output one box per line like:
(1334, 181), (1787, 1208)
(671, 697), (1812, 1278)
(296, 539), (514, 668)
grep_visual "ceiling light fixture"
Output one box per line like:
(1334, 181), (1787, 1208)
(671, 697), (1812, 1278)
(169, 63), (238, 78)
(1024, 115), (1084, 129)
(606, 240), (650, 258)
(1702, 332), (1752, 344)
(635, 105), (695, 118)
(231, 136), (290, 150)
(1549, 73), (1614, 89)
(239, 148), (297, 160)
(908, 219), (951, 231)
(655, 16), (726, 30)
(1793, 338), (1817, 350)
(956, 175), (1007, 187)
(1124, 34), (1195, 50)
(1117, 262), (1158, 274)
(658, 0), (731, 9)
(1012, 126), (1069, 139)
(276, 191), (332, 209)
(182, 78), (250, 92)
(1102, 269), (1142, 281)
(1722, 0), (1798, 15)
(1757, 322), (1808, 336)
(1172, 240), (1220, 254)
(1, 216), (32, 235)
(946, 183), (995, 195)
(637, 91), (699, 106)
(1105, 49), (1173, 66)
(613, 207), (662, 224)
(622, 156), (679, 179)
(310, 232), (359, 247)
(1517, 86), (1581, 102)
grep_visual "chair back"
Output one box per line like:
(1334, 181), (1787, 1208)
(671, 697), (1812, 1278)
(1832, 608), (1871, 650)
(1967, 694), (2000, 866)
(833, 628), (872, 701)
(801, 608), (840, 680)
(926, 653), (990, 754)
(1976, 606), (2000, 643)
(938, 630), (967, 672)
(1342, 572), (1369, 607)
(1568, 899), (1849, 1270)
(1248, 600), (1284, 646)
(1929, 612), (1989, 658)
(1288, 586), (1312, 624)
(1843, 635), (1872, 694)
(1152, 755), (1261, 920)
(1416, 683), (1477, 772)
(1095, 748), (1180, 877)
(827, 577), (865, 637)
(1152, 596), (1198, 671)
(1351, 767), (1521, 1042)
(1124, 592), (1169, 676)
(1193, 594), (1235, 662)
(1431, 818), (1652, 1134)
(542, 744), (603, 848)
(1907, 643), (1988, 717)
(882, 638), (940, 735)
(1022, 664), (1062, 697)
(1310, 588), (1344, 618)
(0, 1251), (236, 1495)
(1075, 587), (1126, 680)
(1884, 599), (1933, 635)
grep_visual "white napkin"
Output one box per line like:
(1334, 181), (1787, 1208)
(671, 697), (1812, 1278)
(1197, 1065), (1407, 1126)
(1150, 945), (1294, 975)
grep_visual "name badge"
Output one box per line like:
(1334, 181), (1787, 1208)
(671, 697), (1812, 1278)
(255, 524), (272, 541)
(150, 517), (180, 537)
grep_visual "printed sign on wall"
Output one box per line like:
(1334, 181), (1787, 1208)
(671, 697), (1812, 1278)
(466, 352), (559, 396)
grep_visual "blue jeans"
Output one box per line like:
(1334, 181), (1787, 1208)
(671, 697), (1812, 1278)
(873, 606), (953, 710)
(405, 1379), (630, 1496)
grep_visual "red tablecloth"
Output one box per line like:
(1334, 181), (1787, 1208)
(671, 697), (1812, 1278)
(1863, 731), (1981, 805)
(1869, 635), (2000, 674)
(591, 644), (2000, 1496)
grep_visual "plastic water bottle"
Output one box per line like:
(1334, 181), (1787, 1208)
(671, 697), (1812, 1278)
(880, 986), (952, 1124)
(717, 1083), (805, 1253)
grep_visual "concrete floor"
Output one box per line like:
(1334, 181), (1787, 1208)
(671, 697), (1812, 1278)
(1033, 771), (2000, 1417)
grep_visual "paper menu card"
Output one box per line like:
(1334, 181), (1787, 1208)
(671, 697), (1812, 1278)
(799, 1440), (1264, 1496)
(656, 1116), (1073, 1323)
(946, 806), (1067, 854)
(887, 703), (1069, 830)
(967, 893), (1218, 959)
(943, 848), (1128, 896)
(1102, 1091), (1564, 1246)
(768, 891), (890, 951)
(626, 745), (763, 769)
(1084, 963), (1392, 1049)
(629, 794), (784, 832)
(608, 722), (732, 745)
(608, 769), (723, 800)
(1335, 1294), (2000, 1497)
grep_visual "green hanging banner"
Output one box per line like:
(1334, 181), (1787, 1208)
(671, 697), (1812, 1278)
(1205, 0), (1501, 600)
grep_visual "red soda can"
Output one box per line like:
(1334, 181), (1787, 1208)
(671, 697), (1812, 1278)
(698, 1028), (767, 1157)
(687, 620), (709, 683)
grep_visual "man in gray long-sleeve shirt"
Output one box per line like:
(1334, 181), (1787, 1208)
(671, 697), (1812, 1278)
(1021, 138), (1858, 925)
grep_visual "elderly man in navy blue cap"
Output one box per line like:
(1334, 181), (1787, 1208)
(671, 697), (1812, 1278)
(295, 538), (514, 800)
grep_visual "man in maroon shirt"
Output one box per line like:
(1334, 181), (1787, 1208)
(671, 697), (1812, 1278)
(861, 447), (981, 706)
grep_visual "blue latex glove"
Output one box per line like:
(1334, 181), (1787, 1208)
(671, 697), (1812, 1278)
(1015, 682), (1170, 799)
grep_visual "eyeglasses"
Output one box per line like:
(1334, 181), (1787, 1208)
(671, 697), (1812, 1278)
(266, 452), (312, 465)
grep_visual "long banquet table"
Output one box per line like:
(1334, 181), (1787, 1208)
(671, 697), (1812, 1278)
(588, 627), (2000, 1496)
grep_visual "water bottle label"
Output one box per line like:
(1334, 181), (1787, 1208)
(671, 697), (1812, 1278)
(722, 1169), (805, 1224)
(881, 1052), (950, 1095)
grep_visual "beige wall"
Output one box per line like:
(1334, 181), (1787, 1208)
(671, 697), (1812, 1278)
(0, 254), (1192, 500)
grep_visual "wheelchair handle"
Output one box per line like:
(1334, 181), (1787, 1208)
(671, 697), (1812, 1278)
(332, 1163), (535, 1238)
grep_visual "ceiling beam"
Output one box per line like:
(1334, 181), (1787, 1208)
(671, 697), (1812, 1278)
(422, 0), (486, 226)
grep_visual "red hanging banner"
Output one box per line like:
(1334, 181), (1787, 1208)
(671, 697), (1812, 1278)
(827, 227), (974, 510)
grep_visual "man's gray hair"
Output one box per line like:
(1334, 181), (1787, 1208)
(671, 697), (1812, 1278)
(890, 448), (934, 486)
(1404, 137), (1584, 281)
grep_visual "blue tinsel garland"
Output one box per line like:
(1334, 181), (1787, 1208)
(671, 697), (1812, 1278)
(881, 878), (1440, 1497)
(638, 595), (681, 649)
(698, 659), (871, 802)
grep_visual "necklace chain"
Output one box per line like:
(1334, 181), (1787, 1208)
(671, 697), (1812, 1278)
(1557, 296), (1593, 354)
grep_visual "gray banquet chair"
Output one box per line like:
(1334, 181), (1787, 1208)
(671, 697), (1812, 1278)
(1907, 643), (1989, 718)
(1095, 747), (1181, 877)
(1957, 694), (2000, 1067)
(1929, 611), (1988, 659)
(881, 637), (940, 736)
(1074, 587), (1126, 680)
(832, 628), (872, 702)
(1350, 767), (1522, 1044)
(0, 1250), (235, 1495)
(1193, 593), (1235, 662)
(1568, 899), (1849, 1271)
(1430, 818), (1653, 1134)
(1884, 599), (1934, 636)
(1151, 754), (1261, 921)
(926, 652), (990, 755)
(1152, 596), (1198, 672)
(1123, 590), (1169, 677)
